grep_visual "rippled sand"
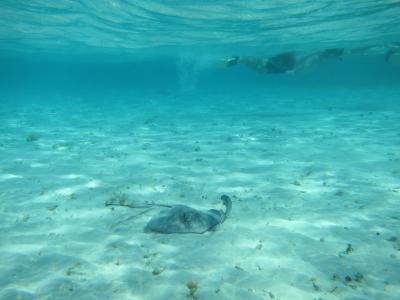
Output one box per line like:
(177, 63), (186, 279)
(0, 88), (399, 300)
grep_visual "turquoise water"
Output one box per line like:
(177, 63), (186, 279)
(1, 1), (400, 300)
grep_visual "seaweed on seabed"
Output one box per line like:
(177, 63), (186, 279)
(26, 132), (41, 142)
(186, 281), (199, 299)
(339, 243), (354, 257)
(106, 192), (130, 206)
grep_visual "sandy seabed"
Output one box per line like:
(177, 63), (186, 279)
(0, 88), (399, 300)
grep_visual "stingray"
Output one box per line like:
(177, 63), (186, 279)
(106, 195), (232, 234)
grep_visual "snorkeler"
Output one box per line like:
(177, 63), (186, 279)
(223, 48), (344, 74)
(223, 52), (297, 74)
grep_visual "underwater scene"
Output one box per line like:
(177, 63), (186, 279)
(1, 1), (400, 300)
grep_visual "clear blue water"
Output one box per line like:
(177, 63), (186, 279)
(0, 1), (400, 300)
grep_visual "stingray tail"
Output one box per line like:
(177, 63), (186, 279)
(105, 200), (173, 209)
(220, 194), (232, 222)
